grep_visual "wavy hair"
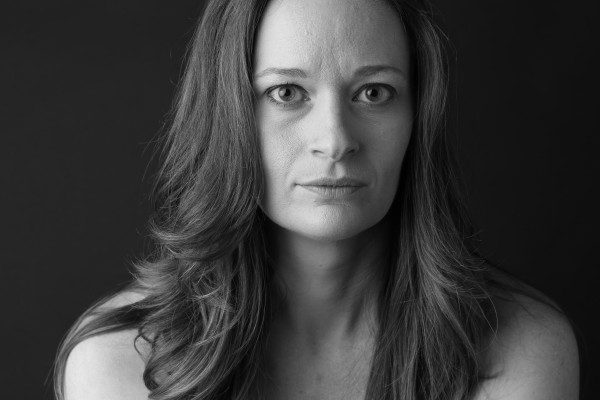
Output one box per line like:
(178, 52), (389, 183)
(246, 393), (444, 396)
(55, 0), (510, 399)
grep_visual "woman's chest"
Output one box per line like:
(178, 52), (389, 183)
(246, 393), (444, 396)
(261, 340), (373, 400)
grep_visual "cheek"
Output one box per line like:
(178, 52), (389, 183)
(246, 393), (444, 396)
(257, 113), (302, 204)
(374, 118), (413, 174)
(370, 118), (413, 204)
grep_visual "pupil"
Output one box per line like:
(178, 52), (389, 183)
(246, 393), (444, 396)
(279, 87), (293, 100)
(367, 88), (379, 99)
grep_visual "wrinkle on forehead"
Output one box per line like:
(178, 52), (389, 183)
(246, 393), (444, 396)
(254, 0), (409, 83)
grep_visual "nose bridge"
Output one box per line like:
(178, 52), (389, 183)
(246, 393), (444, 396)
(310, 92), (358, 160)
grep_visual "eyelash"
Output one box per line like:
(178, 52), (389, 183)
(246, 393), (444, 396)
(265, 82), (307, 108)
(264, 83), (397, 109)
(353, 84), (397, 106)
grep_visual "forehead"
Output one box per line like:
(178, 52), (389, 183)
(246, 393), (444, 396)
(253, 0), (410, 79)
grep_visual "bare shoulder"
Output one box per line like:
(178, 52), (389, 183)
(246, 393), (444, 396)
(102, 289), (147, 307)
(473, 293), (579, 400)
(64, 291), (150, 400)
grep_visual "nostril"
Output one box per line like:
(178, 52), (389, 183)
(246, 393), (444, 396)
(310, 139), (359, 161)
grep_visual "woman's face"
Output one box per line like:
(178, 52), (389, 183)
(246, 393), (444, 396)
(253, 0), (413, 242)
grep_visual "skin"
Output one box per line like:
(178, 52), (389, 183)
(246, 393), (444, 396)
(63, 0), (579, 399)
(253, 0), (412, 397)
(254, 0), (413, 243)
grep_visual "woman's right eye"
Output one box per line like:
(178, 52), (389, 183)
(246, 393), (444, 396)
(266, 84), (308, 107)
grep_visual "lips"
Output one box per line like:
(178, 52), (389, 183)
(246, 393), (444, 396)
(297, 177), (367, 198)
(298, 177), (366, 187)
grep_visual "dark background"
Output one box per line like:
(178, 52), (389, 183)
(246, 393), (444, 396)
(1, 1), (597, 399)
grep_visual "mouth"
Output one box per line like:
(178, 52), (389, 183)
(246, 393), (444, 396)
(297, 177), (367, 198)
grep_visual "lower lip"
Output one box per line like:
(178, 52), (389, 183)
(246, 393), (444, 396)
(299, 185), (364, 198)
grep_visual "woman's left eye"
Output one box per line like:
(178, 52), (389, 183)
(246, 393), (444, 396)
(354, 85), (395, 104)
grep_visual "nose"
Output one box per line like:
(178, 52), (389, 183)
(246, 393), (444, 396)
(309, 96), (359, 161)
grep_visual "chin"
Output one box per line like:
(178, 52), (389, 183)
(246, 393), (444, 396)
(269, 206), (387, 243)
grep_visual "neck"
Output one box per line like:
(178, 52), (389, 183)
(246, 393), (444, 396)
(267, 220), (390, 344)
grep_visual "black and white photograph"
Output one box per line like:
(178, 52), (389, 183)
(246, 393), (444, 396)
(2, 0), (598, 399)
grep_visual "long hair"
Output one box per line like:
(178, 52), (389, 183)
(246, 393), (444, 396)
(54, 0), (510, 399)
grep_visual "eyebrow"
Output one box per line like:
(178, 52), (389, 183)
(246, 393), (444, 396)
(253, 68), (308, 80)
(354, 65), (407, 80)
(253, 64), (407, 81)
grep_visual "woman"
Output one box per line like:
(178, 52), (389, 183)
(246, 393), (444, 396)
(54, 0), (579, 399)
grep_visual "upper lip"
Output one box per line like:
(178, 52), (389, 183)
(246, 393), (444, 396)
(297, 177), (367, 187)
